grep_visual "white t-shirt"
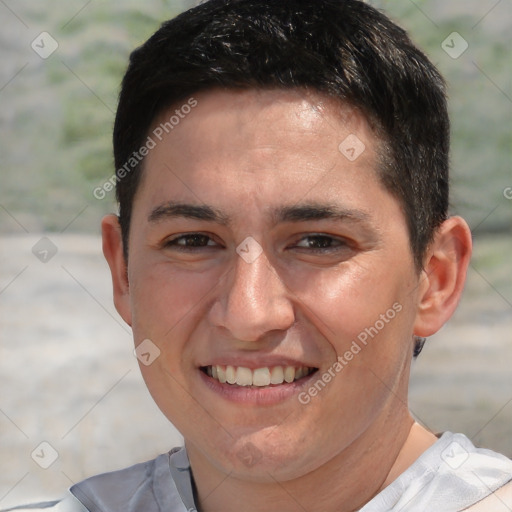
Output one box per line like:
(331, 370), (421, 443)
(4, 432), (512, 512)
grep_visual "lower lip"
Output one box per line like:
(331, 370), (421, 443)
(198, 369), (318, 406)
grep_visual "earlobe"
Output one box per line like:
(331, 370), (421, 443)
(413, 216), (472, 338)
(101, 214), (132, 326)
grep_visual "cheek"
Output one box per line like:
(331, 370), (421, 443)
(128, 261), (219, 343)
(287, 261), (419, 387)
(288, 263), (407, 344)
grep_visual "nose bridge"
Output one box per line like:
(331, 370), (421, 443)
(211, 248), (295, 341)
(235, 252), (275, 310)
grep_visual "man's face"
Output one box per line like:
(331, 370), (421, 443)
(121, 89), (424, 480)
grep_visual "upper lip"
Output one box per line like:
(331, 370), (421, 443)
(199, 356), (318, 369)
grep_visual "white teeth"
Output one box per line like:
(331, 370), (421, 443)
(252, 367), (271, 386)
(236, 366), (253, 386)
(270, 366), (284, 384)
(217, 365), (227, 383)
(284, 366), (296, 383)
(206, 365), (314, 386)
(226, 365), (236, 384)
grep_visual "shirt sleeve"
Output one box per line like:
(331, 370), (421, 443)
(0, 492), (89, 512)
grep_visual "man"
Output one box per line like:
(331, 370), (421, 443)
(7, 0), (512, 510)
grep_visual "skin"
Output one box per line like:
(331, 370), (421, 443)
(102, 89), (472, 511)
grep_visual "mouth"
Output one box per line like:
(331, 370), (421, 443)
(200, 365), (318, 387)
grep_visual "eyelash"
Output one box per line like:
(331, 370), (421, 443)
(163, 233), (348, 253)
(293, 234), (348, 253)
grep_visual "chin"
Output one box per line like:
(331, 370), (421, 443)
(206, 431), (319, 482)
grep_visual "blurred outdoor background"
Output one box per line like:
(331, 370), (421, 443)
(0, 0), (511, 508)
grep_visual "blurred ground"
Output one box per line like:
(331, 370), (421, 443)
(0, 232), (511, 508)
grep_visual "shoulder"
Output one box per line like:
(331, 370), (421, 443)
(364, 432), (512, 511)
(68, 453), (171, 511)
(429, 433), (512, 508)
(0, 458), (158, 512)
(0, 494), (88, 512)
(67, 448), (192, 512)
(0, 504), (60, 512)
(464, 480), (512, 511)
(2, 449), (185, 512)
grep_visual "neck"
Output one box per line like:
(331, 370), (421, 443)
(187, 413), (438, 512)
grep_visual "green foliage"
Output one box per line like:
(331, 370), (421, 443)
(0, 1), (510, 234)
(374, 0), (512, 231)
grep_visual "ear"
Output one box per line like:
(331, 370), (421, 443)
(101, 214), (132, 326)
(413, 216), (472, 337)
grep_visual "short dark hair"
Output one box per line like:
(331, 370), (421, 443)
(113, 0), (449, 270)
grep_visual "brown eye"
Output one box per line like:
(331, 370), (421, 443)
(164, 233), (218, 249)
(294, 235), (346, 252)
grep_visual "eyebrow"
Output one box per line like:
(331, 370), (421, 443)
(273, 204), (371, 224)
(148, 202), (230, 225)
(148, 201), (371, 226)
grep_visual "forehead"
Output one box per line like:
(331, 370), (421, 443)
(131, 88), (404, 234)
(151, 88), (377, 165)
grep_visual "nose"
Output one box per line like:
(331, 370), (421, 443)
(208, 248), (295, 342)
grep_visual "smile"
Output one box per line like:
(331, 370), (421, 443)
(200, 365), (317, 387)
